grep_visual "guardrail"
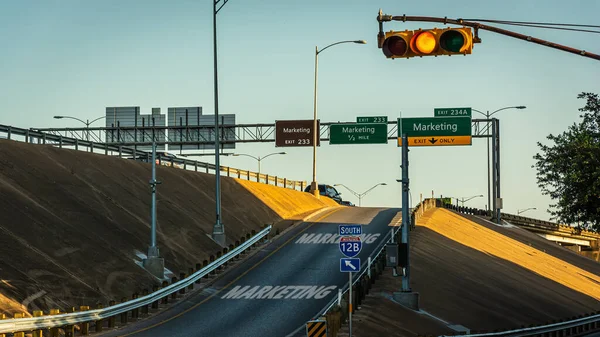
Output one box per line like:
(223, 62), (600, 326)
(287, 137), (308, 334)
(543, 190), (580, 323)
(0, 124), (306, 191)
(438, 312), (600, 337)
(0, 225), (272, 334)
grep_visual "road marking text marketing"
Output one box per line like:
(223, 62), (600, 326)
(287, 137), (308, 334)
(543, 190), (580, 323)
(221, 285), (337, 300)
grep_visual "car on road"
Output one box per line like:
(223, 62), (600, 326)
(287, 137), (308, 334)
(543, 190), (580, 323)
(304, 184), (343, 204)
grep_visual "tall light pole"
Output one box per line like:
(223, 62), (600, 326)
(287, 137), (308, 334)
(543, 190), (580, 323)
(449, 194), (484, 207)
(517, 207), (536, 215)
(472, 106), (526, 214)
(232, 152), (286, 175)
(212, 0), (229, 246)
(309, 39), (367, 197)
(53, 115), (106, 141)
(333, 183), (387, 207)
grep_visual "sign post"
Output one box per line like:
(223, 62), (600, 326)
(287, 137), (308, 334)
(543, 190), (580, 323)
(339, 225), (362, 337)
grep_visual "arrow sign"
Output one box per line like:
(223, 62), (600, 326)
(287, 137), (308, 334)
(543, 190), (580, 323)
(340, 258), (360, 272)
(428, 137), (438, 144)
(344, 260), (357, 270)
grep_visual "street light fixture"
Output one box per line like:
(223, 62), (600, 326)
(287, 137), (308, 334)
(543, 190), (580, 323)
(309, 39), (367, 197)
(517, 207), (536, 215)
(333, 182), (386, 207)
(449, 194), (484, 207)
(231, 152), (286, 175)
(53, 115), (106, 141)
(472, 106), (526, 213)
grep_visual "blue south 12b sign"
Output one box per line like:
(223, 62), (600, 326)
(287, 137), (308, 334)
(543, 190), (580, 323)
(339, 236), (362, 258)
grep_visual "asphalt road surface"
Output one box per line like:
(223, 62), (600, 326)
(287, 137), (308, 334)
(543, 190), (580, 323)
(99, 206), (401, 337)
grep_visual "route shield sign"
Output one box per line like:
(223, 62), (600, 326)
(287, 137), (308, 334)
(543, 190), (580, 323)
(339, 236), (362, 257)
(357, 116), (388, 124)
(397, 116), (472, 147)
(329, 123), (388, 144)
(434, 107), (472, 118)
(275, 119), (320, 147)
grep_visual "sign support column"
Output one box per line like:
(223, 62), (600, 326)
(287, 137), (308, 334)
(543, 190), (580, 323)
(492, 118), (502, 224)
(349, 271), (353, 337)
(392, 133), (420, 311)
(143, 141), (165, 279)
(401, 133), (410, 292)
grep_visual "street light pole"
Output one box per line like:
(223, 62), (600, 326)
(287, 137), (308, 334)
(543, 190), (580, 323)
(310, 40), (367, 197)
(334, 183), (387, 207)
(450, 194), (484, 207)
(53, 115), (106, 141)
(212, 0), (229, 247)
(472, 106), (526, 214)
(517, 207), (537, 215)
(232, 152), (286, 175)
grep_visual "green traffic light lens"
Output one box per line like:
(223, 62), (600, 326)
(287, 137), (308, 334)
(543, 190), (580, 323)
(440, 30), (465, 52)
(383, 36), (408, 57)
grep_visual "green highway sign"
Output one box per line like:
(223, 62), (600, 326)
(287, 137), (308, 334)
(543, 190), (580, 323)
(330, 123), (388, 144)
(356, 116), (387, 124)
(398, 116), (471, 137)
(397, 116), (472, 146)
(434, 107), (472, 118)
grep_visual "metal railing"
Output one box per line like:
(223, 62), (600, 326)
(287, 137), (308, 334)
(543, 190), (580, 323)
(0, 124), (306, 191)
(0, 225), (272, 334)
(439, 313), (600, 337)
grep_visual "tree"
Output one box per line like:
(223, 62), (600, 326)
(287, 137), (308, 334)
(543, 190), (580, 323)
(533, 92), (600, 232)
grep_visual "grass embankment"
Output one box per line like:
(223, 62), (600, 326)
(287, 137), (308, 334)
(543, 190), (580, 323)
(235, 179), (340, 220)
(418, 208), (600, 300)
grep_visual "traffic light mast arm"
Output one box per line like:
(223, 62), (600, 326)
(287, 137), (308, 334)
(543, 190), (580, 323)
(377, 11), (600, 61)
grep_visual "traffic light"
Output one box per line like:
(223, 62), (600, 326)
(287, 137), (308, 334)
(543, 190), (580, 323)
(379, 27), (474, 59)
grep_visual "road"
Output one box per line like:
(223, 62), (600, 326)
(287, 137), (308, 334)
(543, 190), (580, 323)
(99, 206), (401, 337)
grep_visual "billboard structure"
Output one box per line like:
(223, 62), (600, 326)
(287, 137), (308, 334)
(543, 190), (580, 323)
(167, 107), (236, 151)
(105, 106), (166, 151)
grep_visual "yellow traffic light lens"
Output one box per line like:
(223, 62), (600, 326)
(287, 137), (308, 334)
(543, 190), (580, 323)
(383, 36), (408, 57)
(411, 31), (436, 54)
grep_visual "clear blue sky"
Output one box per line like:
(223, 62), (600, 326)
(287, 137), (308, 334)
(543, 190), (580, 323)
(1, 0), (599, 221)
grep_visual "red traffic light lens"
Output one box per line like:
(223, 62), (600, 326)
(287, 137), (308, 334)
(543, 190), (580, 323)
(383, 36), (408, 57)
(411, 31), (436, 54)
(440, 30), (466, 52)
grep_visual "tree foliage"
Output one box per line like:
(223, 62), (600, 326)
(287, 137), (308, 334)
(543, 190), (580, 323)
(533, 92), (600, 232)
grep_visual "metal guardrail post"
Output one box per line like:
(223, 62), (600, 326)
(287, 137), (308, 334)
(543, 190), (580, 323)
(32, 311), (43, 337)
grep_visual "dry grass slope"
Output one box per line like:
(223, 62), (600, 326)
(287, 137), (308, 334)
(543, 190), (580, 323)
(0, 140), (330, 316)
(419, 208), (600, 301)
(235, 179), (340, 219)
